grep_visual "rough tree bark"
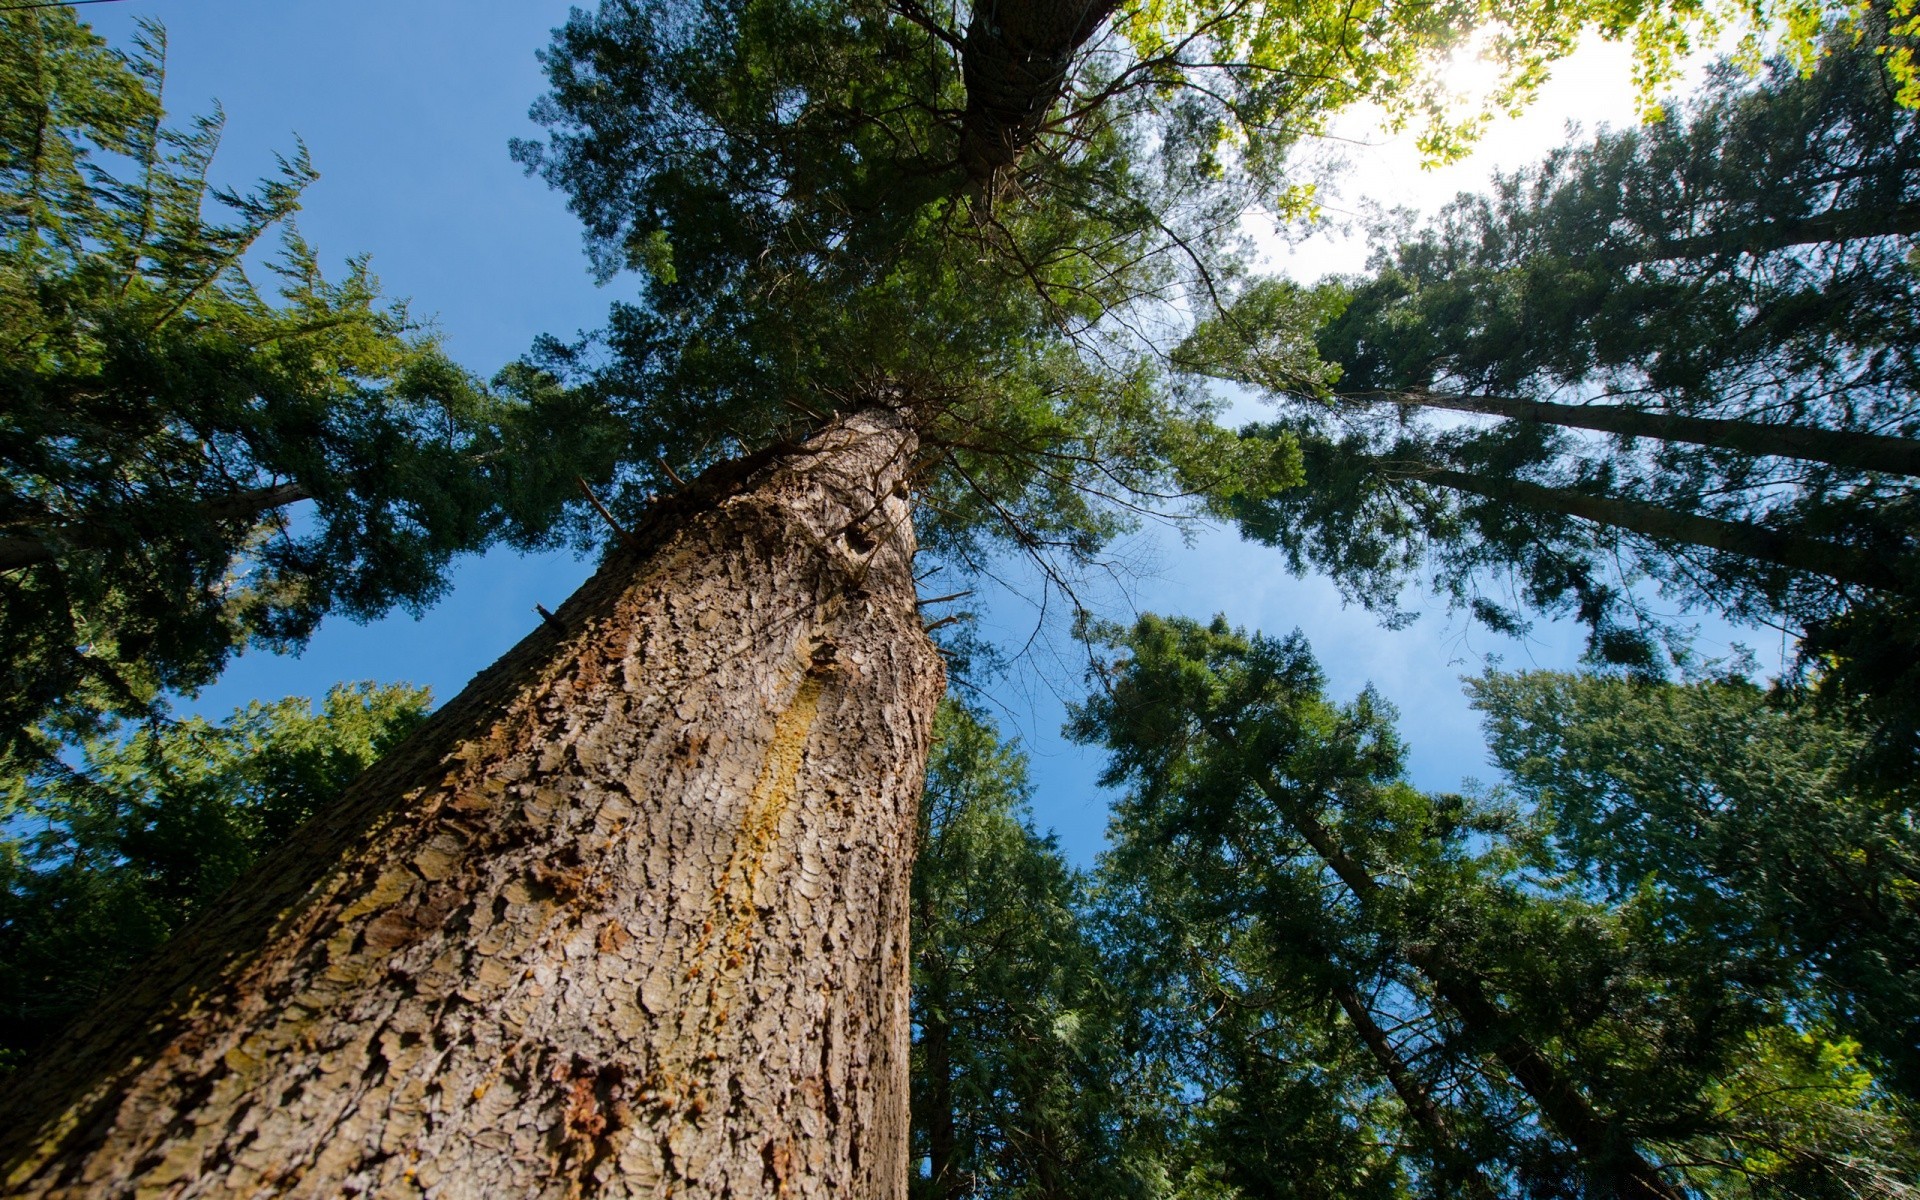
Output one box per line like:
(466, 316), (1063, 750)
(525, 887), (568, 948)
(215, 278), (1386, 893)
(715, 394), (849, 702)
(0, 408), (945, 1199)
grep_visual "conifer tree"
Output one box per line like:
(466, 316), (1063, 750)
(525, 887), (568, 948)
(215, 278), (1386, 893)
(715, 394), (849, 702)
(3, 2), (1900, 1194)
(0, 11), (612, 753)
(1181, 33), (1920, 670)
(910, 703), (1149, 1199)
(1472, 668), (1920, 1101)
(1076, 613), (1920, 1200)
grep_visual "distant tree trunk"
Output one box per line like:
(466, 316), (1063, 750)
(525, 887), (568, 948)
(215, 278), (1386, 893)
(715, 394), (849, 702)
(1326, 978), (1497, 1200)
(0, 408), (945, 1199)
(1352, 389), (1920, 478)
(916, 988), (961, 1200)
(1410, 462), (1912, 595)
(1217, 732), (1686, 1200)
(0, 482), (311, 572)
(1611, 198), (1920, 264)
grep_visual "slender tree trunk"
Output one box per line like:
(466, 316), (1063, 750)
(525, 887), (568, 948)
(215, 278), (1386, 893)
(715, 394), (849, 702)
(1406, 960), (1683, 1200)
(1609, 199), (1920, 264)
(1327, 979), (1496, 1200)
(1412, 463), (1911, 595)
(0, 482), (310, 572)
(1353, 389), (1920, 478)
(1216, 731), (1686, 1200)
(0, 409), (945, 1199)
(917, 1001), (960, 1200)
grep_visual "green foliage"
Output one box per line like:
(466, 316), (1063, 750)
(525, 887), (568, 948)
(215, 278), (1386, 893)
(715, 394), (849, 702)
(509, 0), (1823, 601)
(511, 0), (1302, 593)
(1117, 0), (1833, 164)
(1472, 668), (1920, 1100)
(911, 702), (1159, 1198)
(1072, 613), (1920, 1198)
(1186, 34), (1920, 674)
(0, 11), (617, 748)
(0, 681), (430, 1075)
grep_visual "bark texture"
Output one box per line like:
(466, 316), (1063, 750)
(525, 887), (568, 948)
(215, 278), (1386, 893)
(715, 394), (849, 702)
(0, 409), (944, 1199)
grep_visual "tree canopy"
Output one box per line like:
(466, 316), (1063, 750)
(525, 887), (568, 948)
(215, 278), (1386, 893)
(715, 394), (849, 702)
(11, 3), (1920, 1194)
(1074, 612), (1920, 1198)
(1180, 32), (1920, 676)
(1473, 668), (1920, 1100)
(506, 0), (1866, 606)
(0, 10), (615, 753)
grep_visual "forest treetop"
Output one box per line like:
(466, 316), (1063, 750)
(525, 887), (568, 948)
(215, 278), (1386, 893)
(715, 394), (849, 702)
(510, 0), (1886, 582)
(0, 11), (617, 751)
(1170, 28), (1920, 721)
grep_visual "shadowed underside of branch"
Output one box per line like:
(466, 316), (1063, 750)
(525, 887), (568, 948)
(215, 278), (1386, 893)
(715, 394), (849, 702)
(957, 0), (1120, 189)
(0, 483), (311, 572)
(1418, 463), (1910, 595)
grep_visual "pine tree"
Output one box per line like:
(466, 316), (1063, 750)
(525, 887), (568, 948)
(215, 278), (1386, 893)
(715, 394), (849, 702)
(910, 703), (1148, 1199)
(0, 11), (612, 753)
(1, 2), (1895, 1193)
(1075, 613), (1920, 1199)
(1471, 668), (1920, 1100)
(1181, 33), (1920, 671)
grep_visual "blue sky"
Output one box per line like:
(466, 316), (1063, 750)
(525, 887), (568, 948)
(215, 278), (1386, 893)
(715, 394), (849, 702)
(83, 1), (1761, 865)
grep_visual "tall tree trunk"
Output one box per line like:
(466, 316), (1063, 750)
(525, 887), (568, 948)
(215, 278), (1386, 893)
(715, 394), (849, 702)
(917, 1000), (960, 1200)
(958, 0), (1119, 189)
(1351, 385), (1920, 474)
(1412, 463), (1911, 595)
(1352, 389), (1920, 478)
(0, 409), (945, 1199)
(1326, 978), (1497, 1200)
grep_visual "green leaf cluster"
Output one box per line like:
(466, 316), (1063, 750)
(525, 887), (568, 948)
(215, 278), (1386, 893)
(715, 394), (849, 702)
(510, 0), (1818, 595)
(1473, 668), (1920, 1100)
(511, 0), (1298, 582)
